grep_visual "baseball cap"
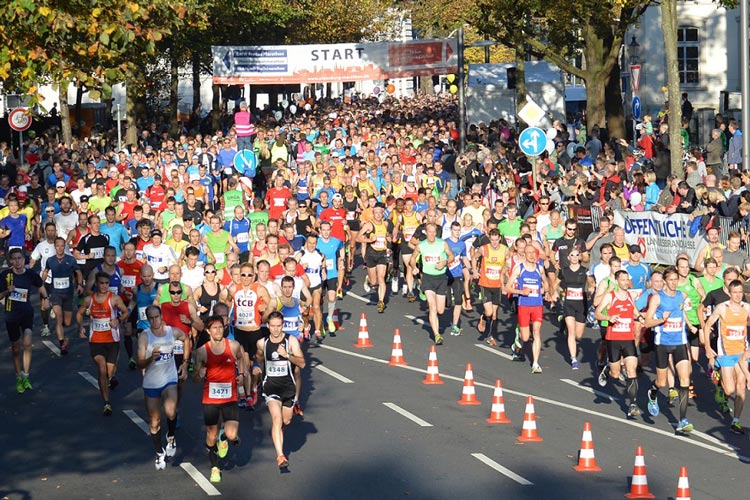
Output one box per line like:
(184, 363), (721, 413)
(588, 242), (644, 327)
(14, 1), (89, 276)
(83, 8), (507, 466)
(331, 193), (343, 201)
(150, 229), (163, 238)
(16, 191), (28, 202)
(331, 151), (339, 158)
(406, 175), (416, 183)
(55, 181), (66, 188)
(80, 195), (90, 203)
(628, 244), (641, 254)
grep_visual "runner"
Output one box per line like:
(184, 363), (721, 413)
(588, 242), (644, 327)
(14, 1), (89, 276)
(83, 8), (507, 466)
(297, 234), (326, 342)
(316, 221), (345, 335)
(0, 248), (49, 393)
(445, 221), (472, 335)
(556, 247), (588, 369)
(357, 202), (394, 313)
(276, 275), (308, 413)
(77, 272), (130, 415)
(30, 221), (58, 337)
(117, 241), (144, 368)
(193, 315), (244, 483)
(255, 311), (305, 469)
(42, 237), (83, 355)
(137, 305), (189, 470)
(395, 198), (423, 301)
(471, 228), (508, 346)
(675, 255), (705, 399)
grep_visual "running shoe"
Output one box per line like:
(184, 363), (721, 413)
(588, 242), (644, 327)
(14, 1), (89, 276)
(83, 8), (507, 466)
(217, 429), (229, 458)
(249, 387), (259, 408)
(675, 418), (694, 434)
(513, 327), (521, 347)
(327, 319), (336, 334)
(41, 325), (50, 337)
(531, 364), (543, 374)
(314, 330), (324, 345)
(712, 368), (722, 386)
(571, 359), (579, 371)
(719, 401), (732, 414)
(22, 377), (32, 390)
(128, 357), (136, 370)
(485, 335), (497, 347)
(165, 435), (176, 457)
(434, 334), (444, 346)
(597, 366), (608, 387)
(715, 385), (727, 404)
(60, 338), (69, 356)
(647, 390), (660, 416)
(363, 280), (372, 293)
(238, 397), (247, 409)
(108, 376), (119, 390)
(450, 325), (463, 336)
(391, 278), (399, 294)
(336, 288), (343, 299)
(627, 404), (641, 418)
(377, 301), (385, 313)
(618, 371), (626, 383)
(418, 290), (426, 301)
(293, 400), (304, 416)
(688, 384), (696, 399)
(407, 292), (416, 303)
(277, 455), (289, 469)
(510, 344), (523, 361)
(16, 377), (25, 394)
(209, 466), (221, 483)
(103, 403), (113, 416)
(668, 387), (679, 405)
(730, 421), (745, 435)
(155, 450), (166, 471)
(402, 284), (408, 297)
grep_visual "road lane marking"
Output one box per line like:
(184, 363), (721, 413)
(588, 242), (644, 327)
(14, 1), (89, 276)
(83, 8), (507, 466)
(314, 364), (354, 383)
(43, 340), (60, 356)
(560, 378), (615, 402)
(471, 453), (533, 485)
(475, 343), (514, 361)
(318, 344), (748, 461)
(180, 462), (221, 496)
(383, 402), (433, 427)
(346, 291), (370, 304)
(404, 314), (426, 325)
(78, 371), (99, 389)
(123, 409), (150, 435)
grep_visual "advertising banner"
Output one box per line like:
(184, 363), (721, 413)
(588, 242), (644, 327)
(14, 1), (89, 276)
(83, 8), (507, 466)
(212, 39), (458, 85)
(613, 210), (707, 266)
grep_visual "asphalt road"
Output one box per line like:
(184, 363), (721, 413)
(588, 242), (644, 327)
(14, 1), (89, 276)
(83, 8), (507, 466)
(2, 268), (749, 500)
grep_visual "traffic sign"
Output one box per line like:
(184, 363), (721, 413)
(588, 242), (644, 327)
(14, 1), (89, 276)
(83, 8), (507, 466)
(630, 64), (641, 94)
(632, 96), (642, 120)
(517, 98), (546, 127)
(518, 127), (546, 156)
(233, 149), (257, 177)
(8, 108), (32, 131)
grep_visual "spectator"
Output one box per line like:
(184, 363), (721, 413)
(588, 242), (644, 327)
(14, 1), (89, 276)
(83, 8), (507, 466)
(727, 118), (743, 171)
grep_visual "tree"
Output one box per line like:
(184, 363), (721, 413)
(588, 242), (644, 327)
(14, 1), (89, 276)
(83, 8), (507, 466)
(661, 0), (682, 176)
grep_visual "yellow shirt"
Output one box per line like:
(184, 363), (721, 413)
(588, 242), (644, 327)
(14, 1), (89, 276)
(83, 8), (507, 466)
(166, 237), (188, 255)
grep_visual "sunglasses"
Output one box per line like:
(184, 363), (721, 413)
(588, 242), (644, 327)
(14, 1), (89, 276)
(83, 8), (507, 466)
(205, 270), (216, 275)
(169, 290), (182, 295)
(241, 273), (254, 278)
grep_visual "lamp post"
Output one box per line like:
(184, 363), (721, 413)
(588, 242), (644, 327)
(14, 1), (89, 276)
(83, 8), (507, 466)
(628, 35), (641, 146)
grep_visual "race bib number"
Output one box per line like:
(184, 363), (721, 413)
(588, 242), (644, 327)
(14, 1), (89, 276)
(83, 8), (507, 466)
(108, 286), (119, 295)
(347, 211), (355, 219)
(325, 258), (335, 270)
(224, 167), (233, 175)
(237, 310), (256, 327)
(209, 382), (232, 399)
(138, 307), (148, 321)
(306, 266), (320, 275)
(91, 247), (105, 259)
(424, 255), (440, 264)
(92, 318), (110, 331)
(267, 360), (289, 377)
(121, 275), (136, 288)
(236, 232), (249, 243)
(157, 351), (174, 362)
(448, 258), (461, 270)
(273, 197), (285, 207)
(9, 287), (29, 302)
(214, 253), (225, 264)
(174, 339), (184, 355)
(684, 298), (693, 311)
(726, 325), (746, 340)
(283, 317), (298, 330)
(524, 284), (540, 297)
(612, 317), (632, 332)
(566, 287), (583, 300)
(663, 318), (683, 332)
(485, 267), (501, 279)
(53, 278), (70, 289)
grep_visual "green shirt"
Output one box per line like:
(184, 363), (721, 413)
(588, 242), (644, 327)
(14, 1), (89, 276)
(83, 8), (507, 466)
(223, 190), (244, 220)
(206, 230), (231, 269)
(248, 211), (269, 233)
(419, 238), (447, 276)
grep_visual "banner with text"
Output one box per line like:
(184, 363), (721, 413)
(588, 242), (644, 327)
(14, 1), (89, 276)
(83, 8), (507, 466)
(613, 210), (707, 266)
(212, 39), (458, 85)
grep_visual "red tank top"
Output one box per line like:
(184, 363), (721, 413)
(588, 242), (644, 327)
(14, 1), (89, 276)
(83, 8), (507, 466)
(117, 259), (143, 299)
(606, 292), (636, 341)
(162, 301), (191, 335)
(202, 338), (238, 404)
(90, 292), (117, 343)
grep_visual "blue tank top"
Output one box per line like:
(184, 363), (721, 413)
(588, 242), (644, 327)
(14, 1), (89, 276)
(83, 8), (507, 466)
(281, 299), (301, 339)
(445, 237), (466, 278)
(517, 263), (544, 307)
(135, 284), (159, 330)
(97, 264), (122, 296)
(225, 218), (251, 253)
(654, 290), (687, 346)
(297, 177), (310, 201)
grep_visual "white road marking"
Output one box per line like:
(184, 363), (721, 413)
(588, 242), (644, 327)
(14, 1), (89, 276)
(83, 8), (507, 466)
(123, 409), (150, 435)
(474, 343), (514, 361)
(560, 378), (615, 402)
(180, 462), (222, 496)
(42, 340), (60, 356)
(404, 314), (426, 326)
(346, 291), (370, 304)
(314, 364), (354, 383)
(318, 344), (749, 461)
(471, 453), (533, 485)
(383, 402), (433, 427)
(78, 371), (99, 389)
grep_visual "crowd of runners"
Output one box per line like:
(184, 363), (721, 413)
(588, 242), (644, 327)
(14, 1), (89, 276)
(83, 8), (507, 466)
(1, 93), (749, 480)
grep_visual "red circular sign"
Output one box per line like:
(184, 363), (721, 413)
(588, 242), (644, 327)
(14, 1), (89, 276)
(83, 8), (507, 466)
(8, 108), (32, 132)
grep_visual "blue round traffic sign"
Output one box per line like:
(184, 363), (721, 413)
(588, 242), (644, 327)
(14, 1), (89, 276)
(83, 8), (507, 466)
(518, 127), (546, 157)
(233, 149), (257, 177)
(632, 96), (642, 121)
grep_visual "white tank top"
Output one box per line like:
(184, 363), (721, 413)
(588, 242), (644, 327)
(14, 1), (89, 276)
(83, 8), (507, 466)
(142, 327), (178, 389)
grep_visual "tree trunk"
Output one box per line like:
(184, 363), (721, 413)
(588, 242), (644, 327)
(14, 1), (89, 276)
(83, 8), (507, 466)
(59, 83), (72, 146)
(125, 78), (138, 146)
(604, 60), (626, 140)
(584, 74), (607, 132)
(74, 81), (84, 128)
(514, 40), (527, 122)
(212, 84), (221, 131)
(192, 51), (202, 114)
(169, 51), (180, 136)
(662, 0), (683, 176)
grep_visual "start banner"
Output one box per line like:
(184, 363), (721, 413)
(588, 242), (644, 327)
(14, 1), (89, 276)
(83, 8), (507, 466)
(613, 210), (707, 266)
(212, 39), (458, 85)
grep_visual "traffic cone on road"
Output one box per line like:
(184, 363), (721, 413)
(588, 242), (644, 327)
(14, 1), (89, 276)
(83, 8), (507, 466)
(354, 313), (374, 348)
(422, 346), (444, 384)
(457, 364), (481, 405)
(517, 396), (543, 442)
(675, 467), (691, 500)
(331, 309), (341, 330)
(485, 380), (511, 424)
(625, 446), (655, 499)
(388, 329), (408, 366)
(573, 422), (602, 472)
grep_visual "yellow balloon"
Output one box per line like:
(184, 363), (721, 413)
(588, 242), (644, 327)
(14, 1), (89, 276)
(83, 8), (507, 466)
(449, 84), (458, 94)
(446, 74), (456, 83)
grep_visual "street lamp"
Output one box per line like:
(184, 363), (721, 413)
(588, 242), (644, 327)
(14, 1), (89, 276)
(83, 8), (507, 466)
(628, 35), (640, 65)
(627, 35), (641, 145)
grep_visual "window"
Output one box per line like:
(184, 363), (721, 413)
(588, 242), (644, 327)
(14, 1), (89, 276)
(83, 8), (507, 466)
(677, 26), (700, 85)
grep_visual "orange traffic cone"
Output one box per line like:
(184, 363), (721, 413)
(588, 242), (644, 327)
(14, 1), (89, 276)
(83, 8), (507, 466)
(422, 346), (444, 384)
(457, 364), (481, 405)
(675, 467), (691, 500)
(388, 329), (408, 366)
(485, 380), (511, 424)
(354, 313), (374, 348)
(625, 446), (655, 499)
(517, 396), (543, 442)
(331, 309), (341, 330)
(573, 422), (602, 472)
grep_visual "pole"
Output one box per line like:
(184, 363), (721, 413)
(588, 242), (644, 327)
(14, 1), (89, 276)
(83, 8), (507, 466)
(741, 0), (750, 167)
(484, 35), (490, 64)
(116, 104), (122, 152)
(18, 131), (24, 166)
(458, 27), (466, 153)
